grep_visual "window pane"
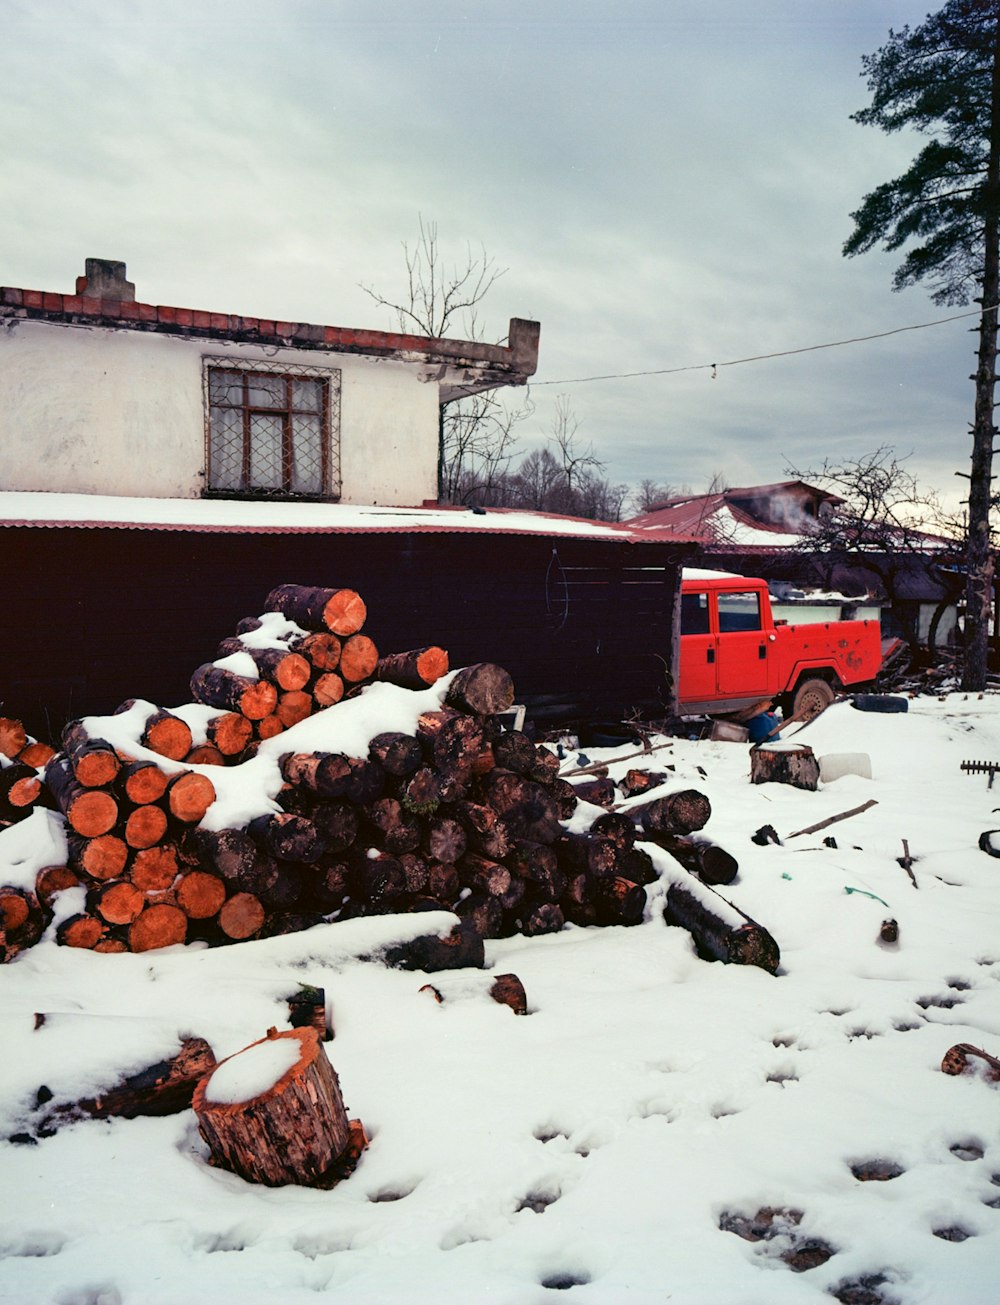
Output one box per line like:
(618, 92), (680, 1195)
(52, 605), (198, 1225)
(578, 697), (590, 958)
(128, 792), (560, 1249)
(291, 414), (323, 495)
(680, 592), (710, 635)
(209, 407), (244, 490)
(718, 592), (762, 632)
(248, 413), (284, 490)
(292, 379), (323, 413)
(209, 371), (243, 406)
(246, 374), (285, 409)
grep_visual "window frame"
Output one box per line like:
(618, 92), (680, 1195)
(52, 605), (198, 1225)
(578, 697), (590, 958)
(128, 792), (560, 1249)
(202, 357), (342, 501)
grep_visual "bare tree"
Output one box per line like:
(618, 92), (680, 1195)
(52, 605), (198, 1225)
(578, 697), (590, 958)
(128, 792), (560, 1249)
(785, 447), (961, 651)
(630, 479), (680, 514)
(359, 215), (529, 500)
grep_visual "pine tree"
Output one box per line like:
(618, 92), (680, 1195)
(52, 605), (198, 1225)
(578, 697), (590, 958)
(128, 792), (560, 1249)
(844, 1), (1000, 690)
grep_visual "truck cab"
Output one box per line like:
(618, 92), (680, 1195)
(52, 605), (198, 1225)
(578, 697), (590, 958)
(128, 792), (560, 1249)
(677, 569), (885, 718)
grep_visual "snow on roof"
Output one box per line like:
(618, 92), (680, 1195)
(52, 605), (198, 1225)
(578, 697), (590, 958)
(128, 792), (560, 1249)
(0, 491), (641, 541)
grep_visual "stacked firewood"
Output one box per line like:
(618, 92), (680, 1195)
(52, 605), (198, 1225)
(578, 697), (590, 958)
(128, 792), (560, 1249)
(0, 717), (58, 830)
(190, 584), (448, 759)
(0, 582), (726, 959)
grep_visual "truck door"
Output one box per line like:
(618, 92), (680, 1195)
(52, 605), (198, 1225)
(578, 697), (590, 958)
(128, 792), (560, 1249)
(715, 588), (771, 697)
(679, 587), (717, 701)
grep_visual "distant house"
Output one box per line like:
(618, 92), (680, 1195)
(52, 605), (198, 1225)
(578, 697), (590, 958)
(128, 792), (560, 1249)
(0, 258), (539, 507)
(628, 480), (963, 650)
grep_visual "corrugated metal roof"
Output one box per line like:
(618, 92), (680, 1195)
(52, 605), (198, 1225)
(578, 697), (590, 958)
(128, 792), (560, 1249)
(0, 492), (700, 544)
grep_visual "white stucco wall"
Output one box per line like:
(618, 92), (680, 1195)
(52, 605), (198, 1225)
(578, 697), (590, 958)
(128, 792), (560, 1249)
(0, 319), (439, 505)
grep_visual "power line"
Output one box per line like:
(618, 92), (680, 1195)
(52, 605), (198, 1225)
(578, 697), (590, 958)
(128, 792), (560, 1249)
(531, 303), (998, 387)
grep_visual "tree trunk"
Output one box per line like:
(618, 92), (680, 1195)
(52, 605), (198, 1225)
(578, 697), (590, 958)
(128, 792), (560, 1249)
(190, 665), (277, 721)
(664, 876), (780, 973)
(193, 1027), (353, 1188)
(375, 646), (449, 689)
(962, 14), (1000, 691)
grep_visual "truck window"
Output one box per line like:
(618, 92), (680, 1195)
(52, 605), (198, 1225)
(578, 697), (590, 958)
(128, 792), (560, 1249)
(681, 591), (710, 635)
(717, 591), (762, 633)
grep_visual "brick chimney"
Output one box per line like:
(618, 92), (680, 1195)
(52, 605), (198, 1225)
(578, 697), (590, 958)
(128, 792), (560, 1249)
(75, 258), (136, 302)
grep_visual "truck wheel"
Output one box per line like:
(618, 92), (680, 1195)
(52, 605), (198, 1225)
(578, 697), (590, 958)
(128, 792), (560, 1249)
(792, 678), (835, 720)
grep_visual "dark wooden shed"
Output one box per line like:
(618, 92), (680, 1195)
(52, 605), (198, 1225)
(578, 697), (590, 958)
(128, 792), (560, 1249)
(0, 498), (693, 740)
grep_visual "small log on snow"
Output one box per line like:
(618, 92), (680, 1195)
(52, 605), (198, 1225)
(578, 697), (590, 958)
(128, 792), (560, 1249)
(445, 663), (515, 716)
(43, 1035), (217, 1124)
(642, 832), (739, 885)
(193, 1027), (354, 1188)
(141, 710), (195, 761)
(750, 744), (820, 792)
(618, 768), (672, 798)
(627, 788), (712, 836)
(190, 665), (277, 721)
(375, 646), (449, 689)
(490, 973), (528, 1015)
(265, 584), (368, 636)
(940, 1042), (1000, 1081)
(663, 873), (779, 973)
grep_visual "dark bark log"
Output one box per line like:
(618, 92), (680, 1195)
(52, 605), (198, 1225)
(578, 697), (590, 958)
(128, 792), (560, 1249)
(422, 816), (467, 864)
(364, 797), (421, 855)
(43, 1036), (217, 1124)
(490, 729), (537, 775)
(417, 709), (488, 783)
(193, 1027), (353, 1188)
(458, 853), (513, 898)
(190, 827), (259, 883)
(295, 631), (342, 671)
(305, 799), (358, 853)
(185, 744), (226, 767)
(398, 852), (430, 894)
(248, 813), (326, 863)
(750, 745), (820, 792)
(476, 769), (562, 844)
(594, 876), (647, 926)
(664, 877), (779, 973)
(190, 665), (277, 721)
(590, 811), (637, 850)
(547, 777), (580, 820)
(571, 777), (617, 807)
(301, 860), (351, 910)
(519, 902), (565, 936)
(264, 584), (368, 636)
(445, 662), (515, 716)
(617, 845), (658, 886)
(354, 852), (407, 905)
(279, 753), (384, 804)
(455, 891), (504, 938)
(0, 887), (46, 950)
(554, 832), (619, 880)
(629, 788), (712, 835)
(239, 646), (312, 691)
(398, 766), (443, 815)
(368, 731), (423, 777)
(428, 860), (460, 901)
(0, 762), (45, 821)
(618, 768), (672, 798)
(375, 646), (449, 689)
(446, 800), (512, 859)
(643, 833), (738, 886)
(380, 918), (485, 972)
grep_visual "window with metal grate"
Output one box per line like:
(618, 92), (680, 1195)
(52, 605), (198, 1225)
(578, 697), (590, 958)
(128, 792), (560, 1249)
(204, 360), (341, 499)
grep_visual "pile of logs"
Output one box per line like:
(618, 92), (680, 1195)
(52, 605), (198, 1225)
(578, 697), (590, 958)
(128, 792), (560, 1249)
(1, 582), (758, 964)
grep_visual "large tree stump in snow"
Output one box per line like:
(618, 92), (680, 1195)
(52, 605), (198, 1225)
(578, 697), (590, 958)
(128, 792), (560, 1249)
(750, 744), (820, 791)
(193, 1027), (353, 1187)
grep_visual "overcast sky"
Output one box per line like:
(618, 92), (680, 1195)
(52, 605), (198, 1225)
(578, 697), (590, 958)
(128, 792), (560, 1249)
(2, 0), (978, 510)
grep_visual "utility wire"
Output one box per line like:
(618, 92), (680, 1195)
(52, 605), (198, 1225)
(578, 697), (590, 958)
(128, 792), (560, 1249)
(531, 303), (999, 387)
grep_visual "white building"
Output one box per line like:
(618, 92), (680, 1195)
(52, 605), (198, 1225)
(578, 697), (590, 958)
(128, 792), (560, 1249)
(0, 258), (539, 506)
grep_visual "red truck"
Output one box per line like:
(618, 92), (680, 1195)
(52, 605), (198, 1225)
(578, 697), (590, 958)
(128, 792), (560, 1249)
(678, 570), (888, 719)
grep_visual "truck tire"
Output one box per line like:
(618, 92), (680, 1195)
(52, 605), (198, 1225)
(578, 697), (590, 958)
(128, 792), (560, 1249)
(851, 694), (908, 714)
(792, 677), (835, 720)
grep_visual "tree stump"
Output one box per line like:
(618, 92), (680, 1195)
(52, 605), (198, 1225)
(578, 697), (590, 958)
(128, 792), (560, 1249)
(750, 744), (820, 791)
(193, 1027), (353, 1187)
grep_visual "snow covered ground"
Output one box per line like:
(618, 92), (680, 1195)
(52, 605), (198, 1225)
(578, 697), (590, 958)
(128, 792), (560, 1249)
(2, 693), (1000, 1304)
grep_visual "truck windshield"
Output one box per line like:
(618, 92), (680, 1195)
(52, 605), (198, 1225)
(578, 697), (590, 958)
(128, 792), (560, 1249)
(717, 591), (762, 633)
